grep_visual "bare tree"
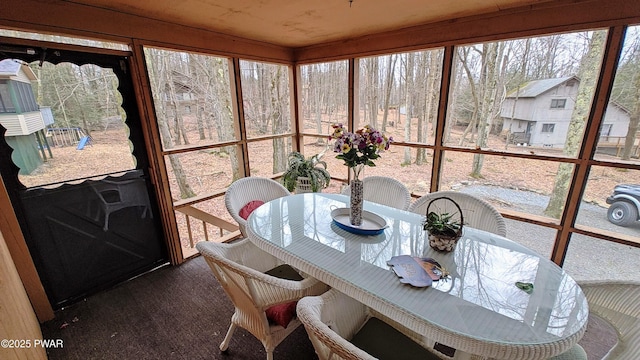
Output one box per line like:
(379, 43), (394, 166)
(403, 53), (415, 165)
(144, 49), (195, 198)
(471, 42), (502, 177)
(269, 65), (289, 173)
(457, 47), (480, 145)
(621, 69), (640, 160)
(416, 50), (442, 165)
(381, 55), (397, 131)
(545, 30), (607, 218)
(615, 34), (640, 160)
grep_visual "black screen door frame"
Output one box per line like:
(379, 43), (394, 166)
(0, 42), (168, 309)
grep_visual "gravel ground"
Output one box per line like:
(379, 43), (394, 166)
(460, 185), (640, 282)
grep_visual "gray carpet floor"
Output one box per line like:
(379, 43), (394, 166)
(40, 256), (616, 360)
(40, 256), (317, 360)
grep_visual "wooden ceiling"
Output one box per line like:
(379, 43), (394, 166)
(66, 0), (553, 48)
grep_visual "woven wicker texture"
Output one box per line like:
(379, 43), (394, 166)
(548, 344), (587, 359)
(409, 191), (507, 237)
(196, 239), (328, 360)
(341, 176), (411, 210)
(248, 193), (587, 359)
(578, 281), (640, 360)
(297, 289), (441, 360)
(225, 177), (291, 237)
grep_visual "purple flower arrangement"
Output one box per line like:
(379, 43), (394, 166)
(329, 123), (392, 178)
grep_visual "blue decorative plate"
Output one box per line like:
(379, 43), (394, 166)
(330, 208), (388, 236)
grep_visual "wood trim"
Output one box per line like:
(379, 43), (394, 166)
(130, 40), (183, 265)
(231, 58), (250, 178)
(0, 35), (129, 56)
(294, 0), (640, 62)
(572, 224), (640, 247)
(0, 231), (47, 359)
(431, 46), (454, 193)
(347, 58), (357, 181)
(291, 65), (301, 152)
(173, 189), (226, 209)
(500, 208), (562, 229)
(0, 174), (53, 322)
(552, 26), (628, 265)
(0, 0), (292, 63)
(162, 139), (245, 156)
(175, 206), (238, 232)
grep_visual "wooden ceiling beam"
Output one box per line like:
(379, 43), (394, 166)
(294, 0), (640, 62)
(0, 0), (293, 63)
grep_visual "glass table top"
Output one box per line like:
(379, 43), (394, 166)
(247, 193), (588, 350)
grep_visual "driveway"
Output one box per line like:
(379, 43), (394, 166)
(460, 185), (640, 282)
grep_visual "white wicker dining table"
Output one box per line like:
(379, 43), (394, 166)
(246, 193), (588, 360)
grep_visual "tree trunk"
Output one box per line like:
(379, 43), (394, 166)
(471, 42), (500, 178)
(622, 72), (640, 160)
(381, 55), (396, 131)
(146, 50), (195, 198)
(458, 47), (480, 146)
(403, 53), (415, 164)
(270, 65), (288, 173)
(545, 30), (607, 218)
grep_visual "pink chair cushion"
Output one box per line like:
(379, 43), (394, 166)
(265, 301), (298, 328)
(239, 200), (265, 220)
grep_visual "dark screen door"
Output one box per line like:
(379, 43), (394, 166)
(0, 43), (167, 309)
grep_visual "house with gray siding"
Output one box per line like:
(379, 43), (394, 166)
(0, 59), (47, 174)
(500, 76), (630, 149)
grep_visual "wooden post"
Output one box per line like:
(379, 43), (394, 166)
(0, 230), (48, 360)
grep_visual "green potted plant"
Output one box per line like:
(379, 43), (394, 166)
(423, 197), (463, 252)
(282, 151), (331, 193)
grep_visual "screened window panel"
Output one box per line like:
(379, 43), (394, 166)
(439, 151), (574, 221)
(593, 25), (640, 164)
(445, 30), (608, 156)
(565, 233), (640, 281)
(299, 61), (348, 136)
(357, 51), (443, 144)
(247, 138), (293, 177)
(240, 60), (292, 139)
(144, 47), (237, 151)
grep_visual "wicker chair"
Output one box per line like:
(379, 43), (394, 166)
(297, 289), (441, 360)
(408, 191), (507, 237)
(196, 239), (328, 360)
(577, 281), (640, 360)
(341, 176), (411, 210)
(225, 177), (291, 237)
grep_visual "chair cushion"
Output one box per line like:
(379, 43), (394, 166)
(264, 264), (304, 281)
(264, 264), (304, 328)
(265, 301), (298, 328)
(350, 317), (440, 360)
(239, 200), (265, 220)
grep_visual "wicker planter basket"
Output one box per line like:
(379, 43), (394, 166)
(295, 176), (313, 193)
(426, 196), (463, 252)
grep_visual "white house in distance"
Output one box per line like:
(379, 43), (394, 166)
(500, 76), (630, 149)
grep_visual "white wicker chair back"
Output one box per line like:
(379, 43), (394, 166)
(225, 177), (291, 237)
(409, 191), (507, 237)
(341, 176), (411, 210)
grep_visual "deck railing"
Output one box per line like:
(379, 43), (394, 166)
(597, 135), (640, 157)
(175, 205), (241, 257)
